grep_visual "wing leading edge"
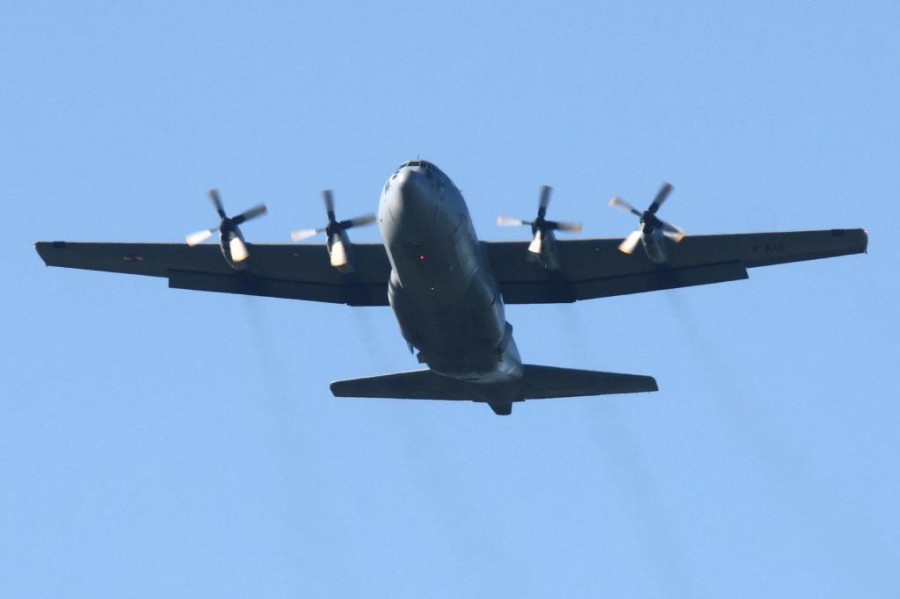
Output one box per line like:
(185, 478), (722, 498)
(485, 228), (867, 304)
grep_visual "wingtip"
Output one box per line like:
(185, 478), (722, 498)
(34, 241), (56, 265)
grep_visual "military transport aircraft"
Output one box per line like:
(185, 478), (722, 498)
(35, 160), (867, 415)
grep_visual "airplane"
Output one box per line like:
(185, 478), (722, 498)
(35, 160), (868, 415)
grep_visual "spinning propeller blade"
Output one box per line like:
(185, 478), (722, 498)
(187, 189), (267, 246)
(209, 188), (227, 219)
(497, 185), (582, 245)
(618, 230), (643, 254)
(290, 228), (325, 241)
(610, 182), (685, 253)
(497, 215), (528, 227)
(554, 221), (583, 233)
(538, 185), (551, 217)
(341, 214), (377, 229)
(232, 203), (267, 225)
(323, 189), (336, 219)
(185, 229), (215, 246)
(648, 182), (673, 214)
(609, 196), (642, 217)
(289, 191), (375, 267)
(661, 221), (685, 242)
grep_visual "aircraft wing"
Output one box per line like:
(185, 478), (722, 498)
(36, 228), (866, 306)
(34, 241), (392, 306)
(484, 228), (867, 304)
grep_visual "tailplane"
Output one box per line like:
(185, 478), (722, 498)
(330, 365), (657, 415)
(518, 365), (658, 399)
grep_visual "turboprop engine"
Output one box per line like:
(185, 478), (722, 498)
(609, 182), (685, 265)
(289, 189), (376, 273)
(497, 185), (582, 271)
(185, 189), (268, 270)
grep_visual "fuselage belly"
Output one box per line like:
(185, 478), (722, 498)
(378, 161), (522, 383)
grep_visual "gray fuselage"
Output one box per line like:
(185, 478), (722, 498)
(378, 160), (523, 383)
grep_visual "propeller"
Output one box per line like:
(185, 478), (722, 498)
(185, 189), (268, 247)
(497, 185), (582, 254)
(609, 182), (684, 254)
(290, 190), (376, 267)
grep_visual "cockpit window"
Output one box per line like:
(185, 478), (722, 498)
(395, 160), (445, 177)
(396, 160), (431, 169)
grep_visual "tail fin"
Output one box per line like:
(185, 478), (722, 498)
(330, 365), (657, 415)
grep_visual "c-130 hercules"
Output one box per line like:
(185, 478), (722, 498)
(36, 160), (867, 415)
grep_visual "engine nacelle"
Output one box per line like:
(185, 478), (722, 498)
(530, 230), (562, 271)
(186, 189), (266, 271)
(327, 229), (356, 273)
(219, 226), (250, 270)
(498, 185), (581, 272)
(640, 227), (669, 265)
(609, 181), (684, 263)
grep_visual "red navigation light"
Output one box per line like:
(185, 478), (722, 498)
(417, 254), (426, 261)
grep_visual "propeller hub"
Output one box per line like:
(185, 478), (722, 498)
(641, 212), (661, 231)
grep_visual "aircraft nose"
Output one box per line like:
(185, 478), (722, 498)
(387, 168), (429, 221)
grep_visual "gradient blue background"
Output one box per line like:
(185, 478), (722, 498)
(2, 2), (898, 597)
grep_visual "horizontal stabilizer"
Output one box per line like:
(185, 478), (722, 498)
(330, 365), (658, 414)
(519, 365), (658, 399)
(331, 369), (472, 400)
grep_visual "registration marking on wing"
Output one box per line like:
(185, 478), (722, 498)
(752, 243), (785, 254)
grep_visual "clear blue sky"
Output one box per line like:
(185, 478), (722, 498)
(3, 1), (898, 597)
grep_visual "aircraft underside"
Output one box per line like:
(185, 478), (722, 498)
(35, 159), (867, 415)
